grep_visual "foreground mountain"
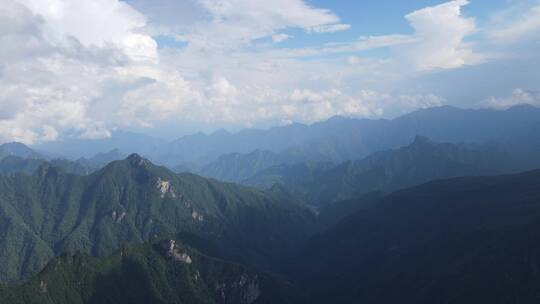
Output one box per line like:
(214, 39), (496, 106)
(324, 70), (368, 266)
(247, 137), (517, 205)
(0, 239), (299, 304)
(0, 155), (316, 282)
(0, 142), (42, 160)
(289, 169), (540, 303)
(153, 105), (540, 168)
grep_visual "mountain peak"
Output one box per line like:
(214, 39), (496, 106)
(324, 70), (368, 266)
(126, 153), (150, 167)
(411, 135), (434, 146)
(211, 128), (231, 136)
(327, 115), (350, 122)
(0, 142), (42, 159)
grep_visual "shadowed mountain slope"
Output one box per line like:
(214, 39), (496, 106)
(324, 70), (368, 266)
(289, 169), (540, 303)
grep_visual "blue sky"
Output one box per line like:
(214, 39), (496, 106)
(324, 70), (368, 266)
(1, 0), (540, 142)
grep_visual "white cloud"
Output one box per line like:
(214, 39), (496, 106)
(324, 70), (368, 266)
(262, 1), (483, 71)
(489, 4), (540, 44)
(2, 0), (536, 144)
(181, 0), (347, 50)
(17, 0), (158, 62)
(0, 0), (165, 143)
(397, 0), (483, 70)
(309, 23), (351, 33)
(486, 88), (540, 109)
(284, 89), (443, 122)
(272, 33), (290, 43)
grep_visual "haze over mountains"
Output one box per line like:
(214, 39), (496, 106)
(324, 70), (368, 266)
(26, 105), (540, 170)
(1, 104), (540, 303)
(150, 105), (540, 168)
(0, 154), (316, 282)
(3, 0), (540, 301)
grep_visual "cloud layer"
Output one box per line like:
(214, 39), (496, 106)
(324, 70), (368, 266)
(0, 0), (539, 143)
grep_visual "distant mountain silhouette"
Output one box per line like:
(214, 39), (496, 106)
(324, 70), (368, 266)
(0, 142), (42, 159)
(247, 136), (518, 205)
(32, 131), (165, 159)
(152, 105), (540, 168)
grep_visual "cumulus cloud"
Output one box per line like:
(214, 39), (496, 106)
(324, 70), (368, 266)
(283, 89), (444, 122)
(264, 1), (483, 71)
(17, 0), (158, 61)
(0, 0), (165, 143)
(486, 89), (540, 109)
(1, 0), (537, 144)
(396, 0), (483, 70)
(272, 33), (290, 43)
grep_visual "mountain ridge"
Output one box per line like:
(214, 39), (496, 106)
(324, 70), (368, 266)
(0, 154), (317, 282)
(289, 168), (540, 303)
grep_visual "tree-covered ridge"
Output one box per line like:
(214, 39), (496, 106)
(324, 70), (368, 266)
(247, 136), (518, 205)
(0, 239), (298, 304)
(0, 154), (317, 282)
(0, 156), (95, 176)
(289, 169), (540, 303)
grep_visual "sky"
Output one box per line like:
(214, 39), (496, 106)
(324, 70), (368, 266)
(0, 0), (539, 143)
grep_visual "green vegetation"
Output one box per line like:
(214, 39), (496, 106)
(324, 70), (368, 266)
(0, 156), (94, 176)
(289, 169), (540, 303)
(248, 136), (515, 205)
(0, 239), (298, 304)
(0, 154), (316, 282)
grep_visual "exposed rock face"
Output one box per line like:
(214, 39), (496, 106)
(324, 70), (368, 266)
(111, 211), (126, 223)
(161, 240), (261, 303)
(191, 210), (204, 222)
(215, 273), (261, 304)
(238, 274), (261, 304)
(164, 240), (192, 264)
(39, 280), (47, 293)
(156, 178), (176, 198)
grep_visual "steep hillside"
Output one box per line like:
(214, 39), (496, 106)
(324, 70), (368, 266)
(248, 137), (516, 205)
(198, 150), (304, 183)
(0, 155), (316, 282)
(0, 239), (300, 304)
(289, 169), (540, 303)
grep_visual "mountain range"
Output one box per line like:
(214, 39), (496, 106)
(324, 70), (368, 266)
(150, 105), (540, 168)
(0, 143), (128, 176)
(1, 104), (540, 303)
(23, 105), (540, 170)
(3, 163), (540, 303)
(288, 169), (540, 303)
(0, 154), (316, 282)
(245, 136), (520, 205)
